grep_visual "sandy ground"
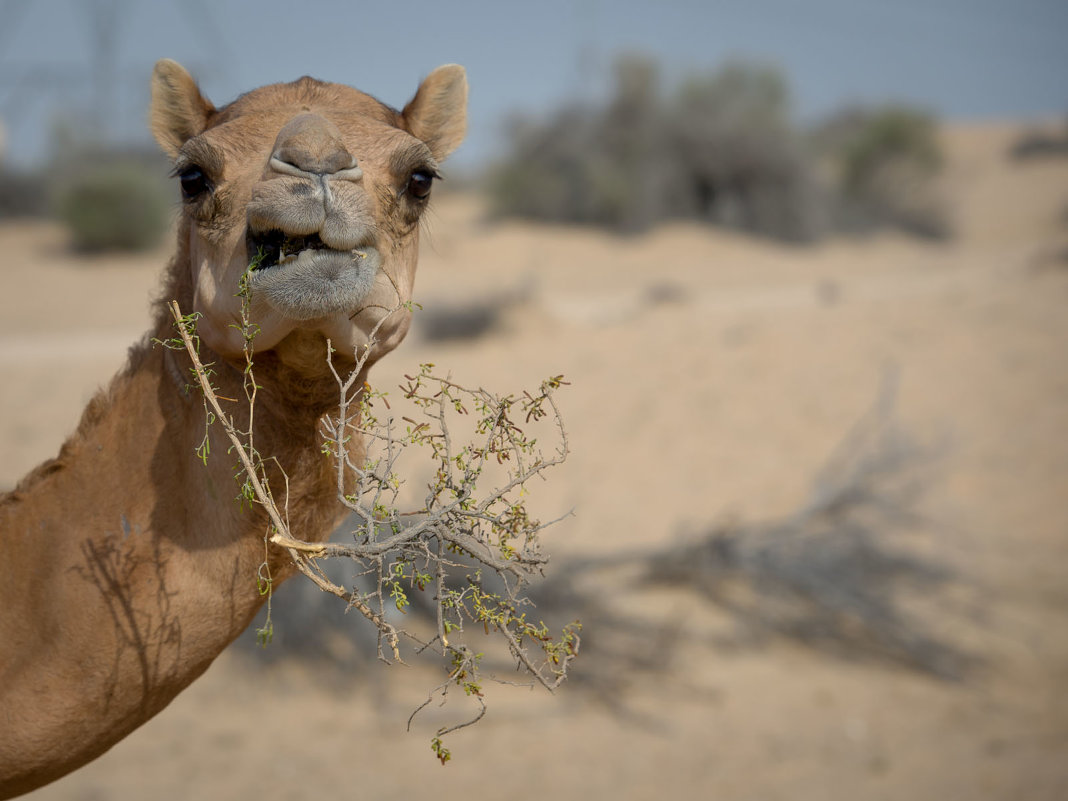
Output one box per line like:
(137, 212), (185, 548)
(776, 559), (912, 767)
(4, 123), (1068, 799)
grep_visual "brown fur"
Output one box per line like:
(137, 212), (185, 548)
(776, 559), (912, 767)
(0, 60), (466, 798)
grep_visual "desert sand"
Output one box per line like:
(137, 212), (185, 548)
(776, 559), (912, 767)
(4, 122), (1067, 800)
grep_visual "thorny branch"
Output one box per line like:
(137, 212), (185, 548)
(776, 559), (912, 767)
(166, 299), (579, 764)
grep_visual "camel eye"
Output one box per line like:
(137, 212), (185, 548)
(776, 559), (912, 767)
(179, 166), (210, 200)
(406, 169), (435, 200)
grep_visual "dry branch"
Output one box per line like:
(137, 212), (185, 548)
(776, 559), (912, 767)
(166, 299), (579, 760)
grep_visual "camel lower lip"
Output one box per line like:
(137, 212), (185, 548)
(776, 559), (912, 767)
(249, 246), (381, 320)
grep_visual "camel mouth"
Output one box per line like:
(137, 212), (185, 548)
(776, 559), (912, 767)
(248, 230), (333, 271)
(245, 228), (381, 321)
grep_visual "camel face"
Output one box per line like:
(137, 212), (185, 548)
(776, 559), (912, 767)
(150, 60), (467, 361)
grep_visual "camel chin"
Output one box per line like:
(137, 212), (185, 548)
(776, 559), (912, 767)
(245, 244), (409, 363)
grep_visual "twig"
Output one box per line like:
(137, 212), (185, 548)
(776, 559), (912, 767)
(168, 298), (578, 759)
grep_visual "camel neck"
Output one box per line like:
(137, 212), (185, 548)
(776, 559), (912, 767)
(0, 335), (352, 797)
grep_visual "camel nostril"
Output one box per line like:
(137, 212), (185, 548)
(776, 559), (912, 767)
(274, 144), (357, 176)
(270, 113), (360, 177)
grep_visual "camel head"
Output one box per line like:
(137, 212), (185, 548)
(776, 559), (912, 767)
(150, 59), (467, 367)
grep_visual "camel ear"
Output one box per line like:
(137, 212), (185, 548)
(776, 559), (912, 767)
(150, 59), (215, 159)
(402, 64), (468, 162)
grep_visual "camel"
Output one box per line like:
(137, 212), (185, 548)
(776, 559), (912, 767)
(0, 59), (467, 798)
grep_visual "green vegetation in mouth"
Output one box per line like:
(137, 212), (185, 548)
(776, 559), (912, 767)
(249, 230), (373, 271)
(249, 231), (325, 270)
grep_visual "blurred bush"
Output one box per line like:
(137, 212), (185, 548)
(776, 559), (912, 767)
(55, 155), (171, 252)
(487, 54), (948, 241)
(668, 62), (821, 241)
(1, 141), (173, 253)
(814, 105), (949, 239)
(489, 56), (675, 234)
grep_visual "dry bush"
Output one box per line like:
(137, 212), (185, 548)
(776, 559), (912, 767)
(0, 147), (172, 243)
(487, 55), (675, 232)
(813, 105), (950, 238)
(487, 54), (949, 242)
(164, 289), (579, 763)
(487, 56), (817, 240)
(667, 62), (821, 241)
(488, 104), (632, 229)
(55, 158), (170, 252)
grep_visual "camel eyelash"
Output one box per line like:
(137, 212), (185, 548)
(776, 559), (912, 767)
(173, 164), (213, 201)
(401, 166), (441, 199)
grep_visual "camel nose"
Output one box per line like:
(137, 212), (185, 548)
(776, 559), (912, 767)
(270, 113), (360, 177)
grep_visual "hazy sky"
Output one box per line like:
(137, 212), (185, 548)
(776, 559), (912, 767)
(0, 0), (1065, 168)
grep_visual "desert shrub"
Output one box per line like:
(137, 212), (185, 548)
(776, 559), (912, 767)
(55, 158), (170, 252)
(488, 54), (947, 242)
(489, 106), (604, 224)
(667, 62), (822, 241)
(489, 56), (668, 232)
(487, 57), (823, 240)
(814, 105), (949, 238)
